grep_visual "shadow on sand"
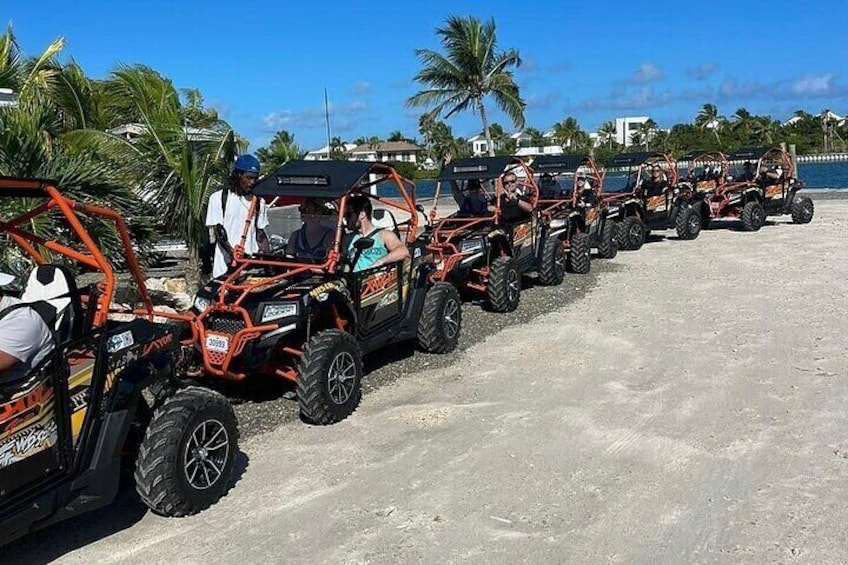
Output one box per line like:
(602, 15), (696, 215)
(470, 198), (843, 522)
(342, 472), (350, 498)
(4, 451), (250, 564)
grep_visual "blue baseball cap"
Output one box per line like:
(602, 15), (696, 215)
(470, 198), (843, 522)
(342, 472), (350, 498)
(234, 154), (261, 174)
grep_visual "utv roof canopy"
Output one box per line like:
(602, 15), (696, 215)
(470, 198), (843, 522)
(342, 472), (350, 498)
(608, 152), (667, 167)
(253, 160), (378, 198)
(530, 154), (588, 174)
(437, 156), (525, 181)
(727, 147), (769, 161)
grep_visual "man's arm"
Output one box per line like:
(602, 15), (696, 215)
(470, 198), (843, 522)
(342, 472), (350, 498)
(214, 225), (234, 256)
(372, 231), (411, 268)
(0, 350), (20, 372)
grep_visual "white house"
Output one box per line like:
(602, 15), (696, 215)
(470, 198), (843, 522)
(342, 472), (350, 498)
(304, 143), (358, 160)
(106, 122), (224, 142)
(349, 141), (425, 164)
(614, 116), (651, 146)
(468, 134), (491, 156)
(0, 88), (18, 108)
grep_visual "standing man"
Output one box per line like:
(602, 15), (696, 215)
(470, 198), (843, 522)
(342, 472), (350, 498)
(205, 154), (270, 278)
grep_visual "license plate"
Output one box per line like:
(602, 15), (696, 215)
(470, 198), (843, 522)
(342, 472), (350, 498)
(205, 334), (230, 353)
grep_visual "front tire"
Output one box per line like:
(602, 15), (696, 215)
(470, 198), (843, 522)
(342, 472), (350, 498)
(135, 386), (238, 517)
(597, 219), (619, 259)
(791, 196), (814, 224)
(741, 201), (765, 231)
(537, 237), (567, 286)
(297, 329), (363, 425)
(417, 282), (462, 353)
(675, 206), (702, 240)
(567, 232), (591, 274)
(619, 216), (646, 251)
(486, 256), (520, 313)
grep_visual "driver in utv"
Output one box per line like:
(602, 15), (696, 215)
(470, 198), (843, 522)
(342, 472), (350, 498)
(286, 197), (335, 260)
(345, 194), (410, 272)
(0, 272), (54, 381)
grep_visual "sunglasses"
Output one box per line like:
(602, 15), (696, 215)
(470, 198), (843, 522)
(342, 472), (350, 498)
(503, 179), (517, 186)
(241, 174), (259, 182)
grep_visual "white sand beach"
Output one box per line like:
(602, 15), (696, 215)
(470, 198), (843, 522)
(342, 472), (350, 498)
(8, 200), (848, 564)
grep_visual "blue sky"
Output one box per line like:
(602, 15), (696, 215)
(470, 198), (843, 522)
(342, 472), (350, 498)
(8, 0), (847, 151)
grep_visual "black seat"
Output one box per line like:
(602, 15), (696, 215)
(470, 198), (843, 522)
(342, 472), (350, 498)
(20, 264), (83, 343)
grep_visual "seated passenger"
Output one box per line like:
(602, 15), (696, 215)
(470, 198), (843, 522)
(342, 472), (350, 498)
(496, 173), (533, 223)
(286, 198), (335, 260)
(539, 173), (561, 199)
(741, 161), (756, 182)
(345, 194), (410, 272)
(0, 272), (54, 382)
(576, 177), (597, 206)
(643, 167), (669, 197)
(451, 179), (490, 216)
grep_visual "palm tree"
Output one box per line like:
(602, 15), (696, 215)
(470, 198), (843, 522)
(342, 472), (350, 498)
(695, 103), (722, 145)
(329, 136), (348, 159)
(552, 117), (581, 150)
(69, 65), (238, 281)
(418, 114), (436, 159)
(731, 107), (754, 139)
(430, 121), (466, 161)
(523, 127), (545, 150)
(598, 121), (616, 149)
(256, 130), (304, 173)
(751, 116), (777, 145)
(488, 122), (507, 153)
(406, 15), (525, 157)
(636, 119), (657, 150)
(0, 27), (156, 269)
(387, 130), (405, 142)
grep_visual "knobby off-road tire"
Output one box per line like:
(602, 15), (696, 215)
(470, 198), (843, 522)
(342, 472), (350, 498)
(675, 206), (702, 240)
(567, 233), (591, 274)
(741, 201), (765, 232)
(486, 256), (521, 313)
(537, 237), (567, 286)
(619, 216), (646, 251)
(791, 196), (814, 224)
(596, 220), (618, 259)
(417, 282), (462, 353)
(297, 329), (363, 425)
(135, 386), (238, 517)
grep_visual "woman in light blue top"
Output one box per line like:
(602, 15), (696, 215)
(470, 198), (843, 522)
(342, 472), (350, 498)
(344, 194), (410, 272)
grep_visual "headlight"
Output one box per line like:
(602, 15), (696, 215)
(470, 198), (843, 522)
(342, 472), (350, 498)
(193, 295), (211, 312)
(260, 302), (299, 323)
(459, 239), (484, 253)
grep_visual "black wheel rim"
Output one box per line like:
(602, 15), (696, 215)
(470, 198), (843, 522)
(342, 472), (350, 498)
(802, 202), (813, 221)
(629, 223), (642, 243)
(754, 207), (764, 226)
(507, 269), (519, 303)
(688, 214), (700, 233)
(184, 419), (230, 491)
(327, 351), (357, 405)
(443, 298), (460, 338)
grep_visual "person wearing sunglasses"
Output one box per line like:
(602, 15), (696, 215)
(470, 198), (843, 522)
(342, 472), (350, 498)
(286, 198), (335, 260)
(496, 173), (533, 222)
(344, 194), (410, 272)
(204, 154), (271, 278)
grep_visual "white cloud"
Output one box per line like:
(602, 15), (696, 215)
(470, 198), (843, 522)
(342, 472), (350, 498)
(352, 80), (372, 95)
(685, 63), (718, 81)
(792, 74), (835, 95)
(261, 101), (370, 132)
(629, 63), (664, 84)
